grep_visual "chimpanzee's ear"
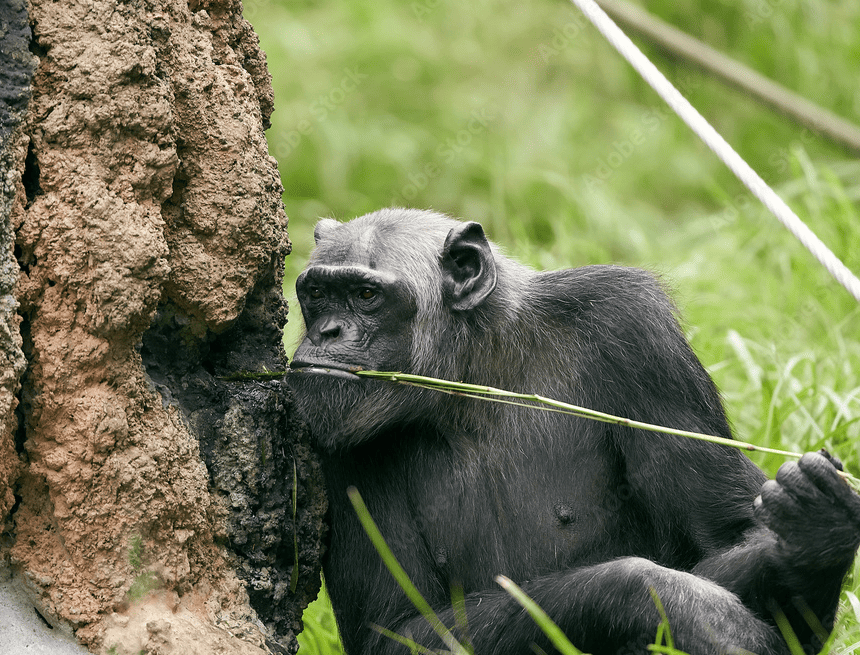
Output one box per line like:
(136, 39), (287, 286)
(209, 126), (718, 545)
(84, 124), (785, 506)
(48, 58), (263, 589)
(314, 218), (339, 244)
(440, 222), (497, 311)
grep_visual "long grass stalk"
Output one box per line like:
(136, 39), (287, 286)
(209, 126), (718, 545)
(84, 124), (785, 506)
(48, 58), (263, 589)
(355, 371), (799, 456)
(354, 370), (859, 488)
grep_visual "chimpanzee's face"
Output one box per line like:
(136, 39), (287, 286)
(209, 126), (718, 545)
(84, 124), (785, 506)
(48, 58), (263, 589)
(291, 263), (416, 374)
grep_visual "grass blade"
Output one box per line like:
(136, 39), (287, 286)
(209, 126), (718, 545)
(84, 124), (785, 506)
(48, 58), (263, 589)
(355, 371), (795, 456)
(353, 370), (860, 490)
(347, 487), (470, 655)
(495, 575), (584, 655)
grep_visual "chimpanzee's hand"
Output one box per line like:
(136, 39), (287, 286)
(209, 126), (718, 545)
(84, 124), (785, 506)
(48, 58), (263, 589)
(754, 450), (860, 569)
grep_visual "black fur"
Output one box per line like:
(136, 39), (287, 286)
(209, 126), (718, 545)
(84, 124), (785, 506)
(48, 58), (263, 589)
(289, 208), (860, 655)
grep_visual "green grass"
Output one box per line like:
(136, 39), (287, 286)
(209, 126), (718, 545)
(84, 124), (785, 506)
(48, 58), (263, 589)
(296, 581), (343, 655)
(128, 533), (143, 572)
(245, 0), (860, 652)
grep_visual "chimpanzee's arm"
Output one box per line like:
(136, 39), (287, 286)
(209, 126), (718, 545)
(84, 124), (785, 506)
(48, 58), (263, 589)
(692, 452), (860, 651)
(361, 557), (785, 655)
(578, 276), (860, 652)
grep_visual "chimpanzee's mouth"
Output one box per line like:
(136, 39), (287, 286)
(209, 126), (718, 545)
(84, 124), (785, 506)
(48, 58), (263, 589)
(289, 358), (364, 379)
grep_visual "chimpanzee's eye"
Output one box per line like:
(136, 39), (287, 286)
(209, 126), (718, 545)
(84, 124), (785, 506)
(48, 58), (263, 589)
(358, 288), (376, 300)
(308, 287), (323, 299)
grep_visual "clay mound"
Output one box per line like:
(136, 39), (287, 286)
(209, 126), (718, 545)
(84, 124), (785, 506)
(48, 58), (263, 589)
(0, 0), (324, 653)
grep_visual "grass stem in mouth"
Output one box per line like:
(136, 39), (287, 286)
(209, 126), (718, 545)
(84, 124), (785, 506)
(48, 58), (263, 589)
(354, 370), (860, 489)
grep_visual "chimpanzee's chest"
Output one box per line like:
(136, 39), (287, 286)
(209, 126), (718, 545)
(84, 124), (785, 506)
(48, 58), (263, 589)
(409, 448), (634, 594)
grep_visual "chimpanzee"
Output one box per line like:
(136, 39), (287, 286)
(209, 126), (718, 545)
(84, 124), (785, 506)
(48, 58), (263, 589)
(288, 208), (860, 655)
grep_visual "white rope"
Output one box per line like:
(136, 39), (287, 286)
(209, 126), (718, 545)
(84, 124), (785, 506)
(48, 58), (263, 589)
(569, 0), (860, 304)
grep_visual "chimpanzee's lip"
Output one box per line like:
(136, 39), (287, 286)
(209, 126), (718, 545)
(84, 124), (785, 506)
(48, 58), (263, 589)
(289, 358), (364, 378)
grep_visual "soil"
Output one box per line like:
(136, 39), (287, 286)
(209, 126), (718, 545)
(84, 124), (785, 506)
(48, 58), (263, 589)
(0, 0), (325, 653)
(0, 0), (35, 540)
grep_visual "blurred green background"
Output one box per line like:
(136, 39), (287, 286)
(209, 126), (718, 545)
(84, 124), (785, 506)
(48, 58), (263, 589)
(244, 0), (860, 652)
